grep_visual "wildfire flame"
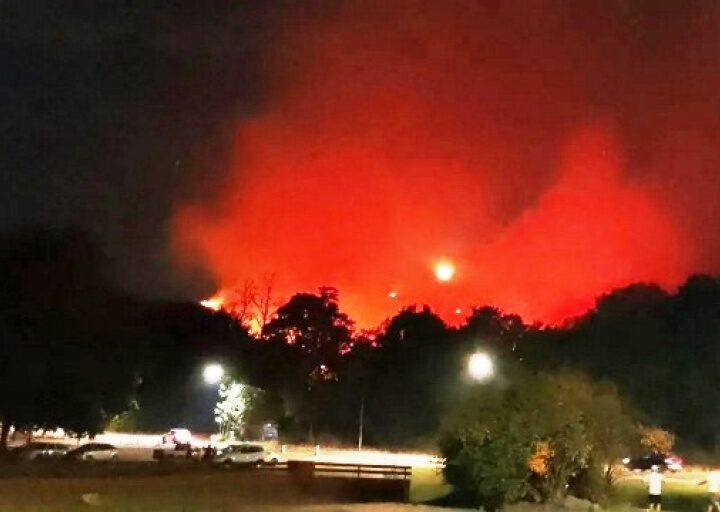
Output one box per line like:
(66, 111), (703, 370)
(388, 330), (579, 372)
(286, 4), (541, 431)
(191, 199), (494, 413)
(199, 295), (224, 312)
(199, 292), (264, 336)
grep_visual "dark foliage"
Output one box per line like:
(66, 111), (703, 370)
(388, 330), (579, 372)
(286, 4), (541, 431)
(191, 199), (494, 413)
(2, 227), (720, 453)
(518, 276), (720, 450)
(0, 228), (143, 445)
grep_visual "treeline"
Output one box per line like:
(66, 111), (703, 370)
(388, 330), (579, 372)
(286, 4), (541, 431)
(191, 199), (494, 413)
(1, 227), (720, 451)
(519, 277), (720, 450)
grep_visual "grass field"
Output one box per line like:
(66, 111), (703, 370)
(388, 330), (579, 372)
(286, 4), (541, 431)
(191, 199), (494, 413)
(0, 464), (452, 512)
(0, 471), (335, 511)
(408, 468), (713, 511)
(4, 462), (713, 512)
(409, 467), (450, 503)
(612, 475), (708, 512)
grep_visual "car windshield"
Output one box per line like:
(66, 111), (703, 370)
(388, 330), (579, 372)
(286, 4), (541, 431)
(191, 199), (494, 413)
(80, 444), (108, 451)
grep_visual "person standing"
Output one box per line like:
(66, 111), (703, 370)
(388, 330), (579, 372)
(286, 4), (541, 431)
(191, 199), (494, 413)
(647, 465), (663, 511)
(698, 469), (720, 512)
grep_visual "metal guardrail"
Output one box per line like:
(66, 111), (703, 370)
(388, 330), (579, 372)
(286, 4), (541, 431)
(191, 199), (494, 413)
(261, 460), (412, 502)
(315, 462), (411, 480)
(259, 460), (412, 480)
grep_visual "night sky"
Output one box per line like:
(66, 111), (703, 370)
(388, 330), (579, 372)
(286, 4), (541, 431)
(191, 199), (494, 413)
(2, 1), (274, 296)
(4, 1), (720, 326)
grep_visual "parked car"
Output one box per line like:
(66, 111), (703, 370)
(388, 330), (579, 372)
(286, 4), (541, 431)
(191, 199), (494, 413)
(212, 443), (280, 467)
(16, 442), (70, 461)
(622, 453), (684, 472)
(65, 443), (118, 462)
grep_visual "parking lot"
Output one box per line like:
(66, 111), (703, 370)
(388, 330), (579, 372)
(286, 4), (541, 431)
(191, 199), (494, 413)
(15, 432), (442, 469)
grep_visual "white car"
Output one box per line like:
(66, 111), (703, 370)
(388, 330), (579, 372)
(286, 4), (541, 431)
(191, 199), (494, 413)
(16, 442), (70, 461)
(213, 443), (281, 467)
(66, 443), (118, 461)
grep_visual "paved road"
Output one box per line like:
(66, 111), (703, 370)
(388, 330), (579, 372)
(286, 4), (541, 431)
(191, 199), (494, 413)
(116, 446), (155, 462)
(28, 433), (442, 468)
(112, 445), (441, 468)
(93, 433), (443, 468)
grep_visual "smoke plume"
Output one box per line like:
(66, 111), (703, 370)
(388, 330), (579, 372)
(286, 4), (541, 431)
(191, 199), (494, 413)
(174, 1), (720, 326)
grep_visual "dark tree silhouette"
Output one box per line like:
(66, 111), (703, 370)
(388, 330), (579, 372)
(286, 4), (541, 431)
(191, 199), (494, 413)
(0, 228), (143, 447)
(259, 287), (353, 441)
(518, 276), (720, 450)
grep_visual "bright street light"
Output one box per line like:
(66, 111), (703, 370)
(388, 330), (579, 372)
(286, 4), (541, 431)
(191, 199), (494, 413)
(468, 352), (494, 381)
(203, 363), (224, 385)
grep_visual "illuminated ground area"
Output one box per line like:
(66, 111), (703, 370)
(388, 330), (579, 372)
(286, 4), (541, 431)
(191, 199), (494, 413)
(0, 468), (710, 512)
(0, 473), (326, 511)
(613, 471), (709, 512)
(0, 467), (449, 511)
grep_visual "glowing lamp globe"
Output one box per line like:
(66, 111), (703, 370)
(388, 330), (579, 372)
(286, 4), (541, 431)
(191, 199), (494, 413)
(468, 352), (494, 381)
(203, 363), (224, 385)
(434, 261), (455, 282)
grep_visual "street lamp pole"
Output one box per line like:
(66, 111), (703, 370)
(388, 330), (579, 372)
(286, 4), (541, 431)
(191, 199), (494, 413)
(358, 392), (364, 451)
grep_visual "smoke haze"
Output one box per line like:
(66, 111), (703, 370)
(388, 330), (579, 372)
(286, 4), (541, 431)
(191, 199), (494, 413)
(168, 1), (719, 325)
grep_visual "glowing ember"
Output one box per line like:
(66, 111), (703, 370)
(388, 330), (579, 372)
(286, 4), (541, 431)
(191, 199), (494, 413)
(388, 291), (398, 299)
(434, 261), (456, 282)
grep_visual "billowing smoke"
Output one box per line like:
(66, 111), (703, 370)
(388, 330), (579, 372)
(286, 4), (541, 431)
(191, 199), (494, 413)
(173, 1), (720, 326)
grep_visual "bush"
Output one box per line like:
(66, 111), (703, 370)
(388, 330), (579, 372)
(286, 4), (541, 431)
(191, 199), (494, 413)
(439, 372), (638, 510)
(640, 427), (674, 454)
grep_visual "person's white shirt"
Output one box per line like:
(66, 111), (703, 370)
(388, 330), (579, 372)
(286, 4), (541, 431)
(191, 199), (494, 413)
(707, 471), (720, 493)
(647, 472), (663, 495)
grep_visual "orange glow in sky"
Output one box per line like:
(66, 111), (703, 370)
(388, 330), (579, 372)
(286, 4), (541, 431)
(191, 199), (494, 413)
(172, 3), (693, 329)
(176, 122), (690, 328)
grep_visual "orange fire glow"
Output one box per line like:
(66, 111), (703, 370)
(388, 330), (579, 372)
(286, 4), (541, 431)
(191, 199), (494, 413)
(199, 293), (264, 335)
(173, 3), (693, 328)
(199, 295), (224, 312)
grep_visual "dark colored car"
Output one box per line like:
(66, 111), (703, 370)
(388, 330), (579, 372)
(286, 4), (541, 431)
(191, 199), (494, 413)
(622, 453), (684, 472)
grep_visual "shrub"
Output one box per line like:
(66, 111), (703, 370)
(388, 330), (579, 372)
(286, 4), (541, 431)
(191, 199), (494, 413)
(439, 372), (638, 510)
